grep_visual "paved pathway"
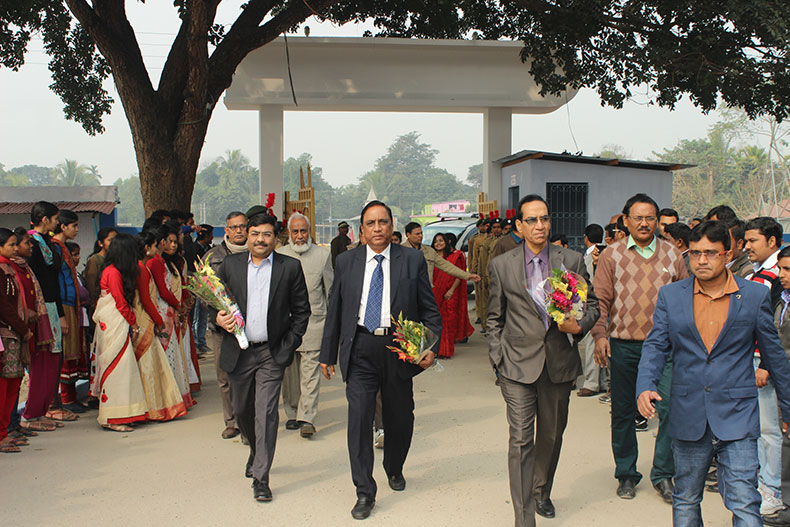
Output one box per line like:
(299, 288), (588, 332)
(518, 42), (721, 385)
(2, 330), (731, 526)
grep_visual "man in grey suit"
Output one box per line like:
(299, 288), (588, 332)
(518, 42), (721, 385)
(320, 200), (442, 520)
(215, 214), (310, 502)
(487, 194), (600, 527)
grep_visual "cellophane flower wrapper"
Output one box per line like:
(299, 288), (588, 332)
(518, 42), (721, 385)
(539, 268), (588, 328)
(386, 312), (440, 370)
(184, 257), (249, 350)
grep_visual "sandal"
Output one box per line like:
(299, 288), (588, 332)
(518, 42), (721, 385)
(10, 437), (28, 446)
(103, 424), (134, 433)
(20, 420), (56, 432)
(0, 439), (21, 453)
(13, 425), (38, 437)
(45, 408), (79, 422)
(42, 418), (64, 428)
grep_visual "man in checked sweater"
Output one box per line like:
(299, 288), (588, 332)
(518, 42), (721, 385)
(592, 194), (689, 501)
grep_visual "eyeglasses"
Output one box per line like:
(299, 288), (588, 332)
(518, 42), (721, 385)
(688, 250), (727, 260)
(521, 215), (551, 226)
(628, 216), (657, 224)
(226, 224), (248, 231)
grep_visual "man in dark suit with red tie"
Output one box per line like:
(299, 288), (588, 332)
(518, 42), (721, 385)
(320, 200), (442, 520)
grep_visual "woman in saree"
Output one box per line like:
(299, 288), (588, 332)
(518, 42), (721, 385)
(27, 201), (76, 423)
(431, 232), (474, 358)
(134, 231), (187, 421)
(91, 233), (147, 432)
(12, 229), (57, 433)
(166, 221), (201, 394)
(0, 229), (33, 452)
(145, 224), (194, 407)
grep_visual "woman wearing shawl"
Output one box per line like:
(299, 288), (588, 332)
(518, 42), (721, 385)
(431, 232), (475, 358)
(0, 229), (33, 452)
(145, 224), (194, 407)
(27, 201), (77, 422)
(83, 227), (117, 317)
(134, 231), (187, 421)
(11, 229), (58, 432)
(91, 234), (147, 432)
(51, 210), (88, 414)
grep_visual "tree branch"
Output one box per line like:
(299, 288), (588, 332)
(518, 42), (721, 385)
(206, 0), (338, 100)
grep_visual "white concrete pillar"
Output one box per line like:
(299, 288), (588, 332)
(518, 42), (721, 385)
(258, 105), (284, 213)
(483, 107), (512, 209)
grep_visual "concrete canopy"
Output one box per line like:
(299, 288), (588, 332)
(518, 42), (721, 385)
(223, 37), (576, 212)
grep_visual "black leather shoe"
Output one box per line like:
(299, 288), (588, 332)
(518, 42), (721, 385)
(653, 478), (674, 504)
(245, 464), (253, 478)
(351, 497), (375, 520)
(299, 421), (316, 438)
(617, 479), (636, 499)
(388, 474), (406, 491)
(535, 498), (555, 518)
(252, 479), (272, 502)
(285, 419), (300, 430)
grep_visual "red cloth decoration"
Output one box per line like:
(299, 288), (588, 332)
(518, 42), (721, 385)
(265, 192), (275, 209)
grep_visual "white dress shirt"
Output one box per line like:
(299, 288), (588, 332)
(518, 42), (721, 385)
(358, 244), (391, 328)
(245, 252), (273, 342)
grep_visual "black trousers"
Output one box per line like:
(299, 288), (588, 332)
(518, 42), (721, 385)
(346, 330), (416, 499)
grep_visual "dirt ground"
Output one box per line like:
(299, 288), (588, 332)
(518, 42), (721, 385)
(2, 328), (732, 526)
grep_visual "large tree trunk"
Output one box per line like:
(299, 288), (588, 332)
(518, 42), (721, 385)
(134, 120), (209, 216)
(65, 0), (338, 218)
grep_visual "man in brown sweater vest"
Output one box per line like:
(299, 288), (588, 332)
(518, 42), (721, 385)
(592, 193), (688, 501)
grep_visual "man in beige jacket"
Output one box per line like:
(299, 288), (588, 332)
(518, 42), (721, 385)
(403, 221), (481, 285)
(277, 212), (333, 438)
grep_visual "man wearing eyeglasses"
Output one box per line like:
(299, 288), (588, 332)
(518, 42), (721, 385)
(744, 217), (786, 517)
(488, 194), (600, 525)
(592, 193), (688, 502)
(636, 221), (790, 527)
(204, 211), (250, 440)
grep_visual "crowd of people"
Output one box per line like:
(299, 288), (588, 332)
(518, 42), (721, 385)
(0, 203), (209, 449)
(6, 192), (790, 527)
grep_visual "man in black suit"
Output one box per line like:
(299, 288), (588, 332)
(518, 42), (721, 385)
(320, 200), (442, 520)
(215, 214), (310, 502)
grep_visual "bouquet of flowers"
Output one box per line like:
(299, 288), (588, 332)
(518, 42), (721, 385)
(540, 268), (588, 326)
(184, 257), (249, 349)
(386, 312), (439, 365)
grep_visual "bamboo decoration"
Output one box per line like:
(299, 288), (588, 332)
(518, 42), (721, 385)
(285, 163), (317, 242)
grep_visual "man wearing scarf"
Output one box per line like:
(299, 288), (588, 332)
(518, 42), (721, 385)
(276, 212), (333, 438)
(205, 211), (249, 439)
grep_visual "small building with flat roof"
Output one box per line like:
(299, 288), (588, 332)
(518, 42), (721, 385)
(497, 150), (691, 249)
(0, 186), (119, 262)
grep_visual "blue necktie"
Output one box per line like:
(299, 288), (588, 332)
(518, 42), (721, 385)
(364, 255), (384, 332)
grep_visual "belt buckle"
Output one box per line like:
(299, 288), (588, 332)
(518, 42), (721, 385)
(373, 328), (387, 336)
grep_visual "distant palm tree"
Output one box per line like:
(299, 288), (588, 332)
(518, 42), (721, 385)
(55, 159), (100, 186)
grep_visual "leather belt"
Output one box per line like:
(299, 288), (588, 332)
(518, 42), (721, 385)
(357, 326), (392, 336)
(249, 341), (268, 347)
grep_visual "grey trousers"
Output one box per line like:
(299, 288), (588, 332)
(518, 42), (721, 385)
(281, 349), (321, 424)
(226, 343), (285, 483)
(580, 333), (608, 392)
(208, 330), (236, 429)
(499, 367), (574, 527)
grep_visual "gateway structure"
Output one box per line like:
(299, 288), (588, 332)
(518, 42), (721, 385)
(223, 36), (576, 210)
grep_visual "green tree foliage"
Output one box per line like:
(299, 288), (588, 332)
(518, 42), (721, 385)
(5, 1), (790, 212)
(656, 110), (789, 219)
(0, 163), (31, 186)
(192, 150), (260, 225)
(4, 164), (54, 185)
(54, 159), (100, 186)
(114, 175), (145, 225)
(467, 163), (482, 190)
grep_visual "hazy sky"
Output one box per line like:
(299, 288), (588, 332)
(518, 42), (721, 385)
(0, 4), (722, 190)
